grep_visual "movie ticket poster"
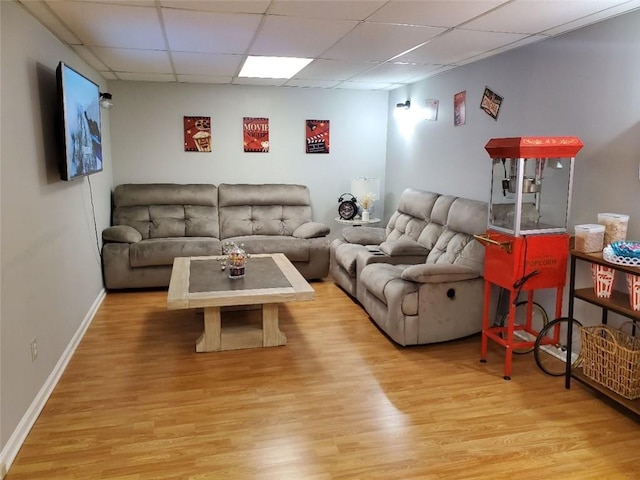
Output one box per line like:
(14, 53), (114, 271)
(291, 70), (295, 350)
(306, 119), (330, 154)
(184, 116), (212, 152)
(243, 117), (270, 152)
(480, 86), (503, 120)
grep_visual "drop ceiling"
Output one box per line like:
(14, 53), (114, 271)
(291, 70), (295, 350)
(18, 0), (640, 91)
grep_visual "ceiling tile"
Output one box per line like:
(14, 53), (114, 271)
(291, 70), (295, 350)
(172, 52), (243, 76)
(71, 45), (109, 71)
(268, 0), (386, 20)
(322, 22), (447, 62)
(397, 29), (527, 65)
(250, 15), (358, 57)
(46, 1), (165, 49)
(116, 72), (176, 82)
(163, 9), (262, 54)
(21, 1), (81, 44)
(351, 62), (443, 83)
(458, 34), (547, 65)
(335, 80), (395, 90)
(463, 0), (630, 34)
(284, 79), (343, 88)
(233, 77), (288, 87)
(177, 74), (233, 84)
(161, 0), (270, 14)
(99, 71), (119, 80)
(92, 47), (172, 73)
(293, 59), (378, 81)
(367, 0), (508, 27)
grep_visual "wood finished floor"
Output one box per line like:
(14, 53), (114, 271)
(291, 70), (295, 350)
(7, 280), (640, 480)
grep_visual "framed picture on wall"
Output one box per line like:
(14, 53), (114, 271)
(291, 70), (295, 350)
(243, 117), (269, 152)
(306, 119), (330, 153)
(480, 87), (503, 120)
(453, 91), (466, 126)
(184, 116), (212, 152)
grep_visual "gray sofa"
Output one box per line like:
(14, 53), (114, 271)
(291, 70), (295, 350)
(330, 188), (489, 346)
(102, 183), (330, 289)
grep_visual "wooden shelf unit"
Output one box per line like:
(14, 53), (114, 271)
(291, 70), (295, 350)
(565, 250), (640, 416)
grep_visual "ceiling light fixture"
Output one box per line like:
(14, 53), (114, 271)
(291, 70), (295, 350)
(239, 56), (313, 79)
(396, 100), (411, 110)
(99, 92), (113, 110)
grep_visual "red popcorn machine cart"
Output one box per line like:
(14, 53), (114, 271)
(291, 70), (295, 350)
(475, 136), (584, 379)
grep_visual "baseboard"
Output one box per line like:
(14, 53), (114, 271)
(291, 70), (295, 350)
(0, 288), (107, 474)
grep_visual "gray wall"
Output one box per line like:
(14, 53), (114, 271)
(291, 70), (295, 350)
(0, 0), (113, 460)
(385, 10), (640, 325)
(108, 82), (389, 237)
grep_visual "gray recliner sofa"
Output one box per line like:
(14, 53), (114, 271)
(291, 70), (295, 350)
(101, 183), (330, 289)
(330, 187), (489, 346)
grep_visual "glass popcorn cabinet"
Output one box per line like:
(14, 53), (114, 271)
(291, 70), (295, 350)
(476, 136), (584, 379)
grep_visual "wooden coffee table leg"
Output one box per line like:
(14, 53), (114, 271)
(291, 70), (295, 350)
(262, 303), (286, 347)
(196, 306), (221, 352)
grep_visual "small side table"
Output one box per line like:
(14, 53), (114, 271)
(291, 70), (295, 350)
(335, 217), (381, 227)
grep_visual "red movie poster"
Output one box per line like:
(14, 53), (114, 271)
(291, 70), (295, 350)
(184, 116), (212, 152)
(306, 119), (330, 154)
(243, 117), (269, 152)
(453, 91), (466, 127)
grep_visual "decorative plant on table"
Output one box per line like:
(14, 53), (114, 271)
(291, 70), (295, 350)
(359, 193), (376, 221)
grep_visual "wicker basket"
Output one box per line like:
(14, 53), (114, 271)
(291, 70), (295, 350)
(580, 324), (640, 400)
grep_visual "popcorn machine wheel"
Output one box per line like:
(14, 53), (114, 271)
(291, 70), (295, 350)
(477, 136), (583, 380)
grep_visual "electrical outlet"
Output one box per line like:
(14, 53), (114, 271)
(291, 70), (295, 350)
(30, 337), (38, 362)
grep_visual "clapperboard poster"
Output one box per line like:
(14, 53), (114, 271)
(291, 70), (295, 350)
(305, 119), (330, 154)
(243, 117), (269, 152)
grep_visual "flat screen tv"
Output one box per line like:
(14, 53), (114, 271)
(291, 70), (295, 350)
(56, 61), (103, 181)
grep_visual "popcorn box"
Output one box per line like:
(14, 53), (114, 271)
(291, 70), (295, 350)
(591, 264), (615, 298)
(626, 274), (640, 311)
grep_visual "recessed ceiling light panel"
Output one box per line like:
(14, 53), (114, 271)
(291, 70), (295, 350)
(239, 56), (313, 79)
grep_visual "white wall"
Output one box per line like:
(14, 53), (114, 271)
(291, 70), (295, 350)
(108, 82), (389, 237)
(385, 10), (640, 325)
(0, 1), (113, 464)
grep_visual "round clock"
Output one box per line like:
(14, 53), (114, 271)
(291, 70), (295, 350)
(338, 193), (358, 220)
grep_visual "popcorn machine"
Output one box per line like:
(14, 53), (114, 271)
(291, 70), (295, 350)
(476, 136), (583, 379)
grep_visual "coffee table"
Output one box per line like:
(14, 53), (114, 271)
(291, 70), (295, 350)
(167, 253), (315, 352)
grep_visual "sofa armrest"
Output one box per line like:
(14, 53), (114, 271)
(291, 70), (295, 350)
(341, 226), (386, 245)
(102, 225), (142, 244)
(379, 239), (429, 257)
(293, 221), (330, 239)
(401, 264), (480, 284)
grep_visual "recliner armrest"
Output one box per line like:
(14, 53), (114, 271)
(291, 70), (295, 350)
(379, 239), (429, 257)
(102, 225), (142, 244)
(401, 264), (480, 284)
(293, 222), (330, 239)
(341, 226), (386, 245)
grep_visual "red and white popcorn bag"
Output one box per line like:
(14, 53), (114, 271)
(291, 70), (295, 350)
(626, 274), (640, 311)
(591, 264), (615, 298)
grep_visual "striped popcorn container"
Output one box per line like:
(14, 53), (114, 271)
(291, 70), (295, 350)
(626, 274), (640, 311)
(591, 264), (615, 298)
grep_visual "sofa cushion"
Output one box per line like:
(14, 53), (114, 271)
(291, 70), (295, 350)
(379, 239), (429, 256)
(333, 243), (368, 276)
(293, 222), (330, 239)
(225, 235), (310, 262)
(219, 205), (313, 239)
(102, 225), (142, 244)
(341, 226), (386, 245)
(129, 238), (222, 267)
(401, 263), (480, 283)
(113, 184), (219, 239)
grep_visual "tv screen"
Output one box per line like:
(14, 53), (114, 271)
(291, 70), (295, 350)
(56, 62), (103, 181)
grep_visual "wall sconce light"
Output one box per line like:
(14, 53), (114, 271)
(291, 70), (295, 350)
(99, 92), (113, 110)
(396, 100), (411, 110)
